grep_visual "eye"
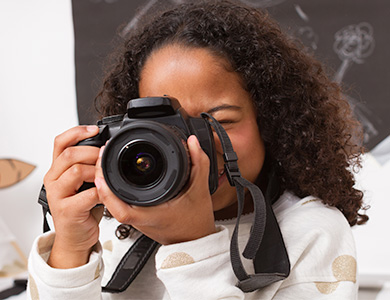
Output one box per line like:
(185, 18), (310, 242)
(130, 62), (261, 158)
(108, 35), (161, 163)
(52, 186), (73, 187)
(213, 119), (236, 132)
(216, 119), (234, 125)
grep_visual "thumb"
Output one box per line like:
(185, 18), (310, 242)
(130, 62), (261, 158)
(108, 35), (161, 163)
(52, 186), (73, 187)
(187, 135), (210, 183)
(94, 145), (116, 205)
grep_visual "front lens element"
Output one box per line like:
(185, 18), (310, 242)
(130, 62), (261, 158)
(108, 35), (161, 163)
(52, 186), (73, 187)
(119, 142), (164, 186)
(135, 154), (154, 173)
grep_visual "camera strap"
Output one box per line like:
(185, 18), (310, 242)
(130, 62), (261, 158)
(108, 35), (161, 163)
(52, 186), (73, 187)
(38, 185), (158, 293)
(201, 113), (290, 292)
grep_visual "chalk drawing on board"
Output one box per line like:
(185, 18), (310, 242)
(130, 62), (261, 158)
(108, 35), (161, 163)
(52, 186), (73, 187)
(333, 22), (375, 84)
(294, 4), (309, 22)
(345, 95), (379, 143)
(120, 0), (287, 36)
(296, 26), (319, 51)
(121, 0), (187, 36)
(121, 0), (159, 36)
(333, 22), (378, 144)
(294, 5), (318, 51)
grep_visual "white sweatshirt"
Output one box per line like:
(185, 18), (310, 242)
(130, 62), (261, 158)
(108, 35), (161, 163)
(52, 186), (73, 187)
(27, 192), (358, 299)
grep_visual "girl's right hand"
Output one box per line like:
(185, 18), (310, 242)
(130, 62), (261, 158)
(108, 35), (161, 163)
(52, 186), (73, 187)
(43, 125), (102, 269)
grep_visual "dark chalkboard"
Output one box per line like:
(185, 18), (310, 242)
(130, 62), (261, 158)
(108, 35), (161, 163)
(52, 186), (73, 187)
(72, 0), (389, 150)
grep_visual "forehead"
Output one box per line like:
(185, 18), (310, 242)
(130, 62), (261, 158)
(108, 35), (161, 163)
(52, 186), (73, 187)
(139, 45), (249, 116)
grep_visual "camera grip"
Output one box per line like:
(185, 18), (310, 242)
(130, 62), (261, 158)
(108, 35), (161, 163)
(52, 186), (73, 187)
(77, 125), (109, 147)
(38, 124), (108, 215)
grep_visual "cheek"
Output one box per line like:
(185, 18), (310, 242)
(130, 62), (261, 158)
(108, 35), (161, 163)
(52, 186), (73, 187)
(231, 125), (265, 182)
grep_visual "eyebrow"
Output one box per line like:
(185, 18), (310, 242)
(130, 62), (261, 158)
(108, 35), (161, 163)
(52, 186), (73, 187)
(206, 104), (242, 114)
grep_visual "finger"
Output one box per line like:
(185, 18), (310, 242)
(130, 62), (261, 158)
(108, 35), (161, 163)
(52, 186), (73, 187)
(94, 145), (106, 186)
(187, 135), (210, 184)
(52, 164), (97, 198)
(94, 175), (136, 224)
(71, 187), (100, 212)
(94, 146), (136, 224)
(53, 125), (99, 162)
(49, 186), (99, 217)
(95, 146), (105, 175)
(45, 146), (100, 182)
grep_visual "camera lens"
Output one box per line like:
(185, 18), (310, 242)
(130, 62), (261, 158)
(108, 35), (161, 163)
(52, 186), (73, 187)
(118, 142), (165, 186)
(101, 120), (193, 206)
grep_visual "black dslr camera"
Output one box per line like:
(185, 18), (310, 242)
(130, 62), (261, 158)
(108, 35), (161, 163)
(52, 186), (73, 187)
(78, 97), (218, 206)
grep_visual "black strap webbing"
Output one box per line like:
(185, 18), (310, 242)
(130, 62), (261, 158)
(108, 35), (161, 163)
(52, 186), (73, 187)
(102, 235), (158, 293)
(201, 113), (290, 292)
(38, 185), (50, 233)
(0, 280), (27, 300)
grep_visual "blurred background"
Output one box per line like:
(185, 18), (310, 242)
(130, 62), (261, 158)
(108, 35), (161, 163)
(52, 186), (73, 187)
(0, 0), (389, 299)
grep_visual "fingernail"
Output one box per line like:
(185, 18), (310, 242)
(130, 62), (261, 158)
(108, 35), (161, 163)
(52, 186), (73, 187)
(190, 135), (201, 149)
(95, 177), (102, 190)
(99, 146), (105, 158)
(87, 125), (98, 132)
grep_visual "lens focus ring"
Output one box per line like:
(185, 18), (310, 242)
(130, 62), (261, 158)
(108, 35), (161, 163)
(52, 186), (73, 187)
(101, 120), (190, 206)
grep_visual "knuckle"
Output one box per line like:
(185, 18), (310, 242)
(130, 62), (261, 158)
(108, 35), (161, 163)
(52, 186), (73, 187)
(43, 175), (57, 195)
(69, 164), (83, 177)
(53, 134), (63, 148)
(115, 211), (134, 225)
(86, 186), (98, 199)
(62, 147), (75, 161)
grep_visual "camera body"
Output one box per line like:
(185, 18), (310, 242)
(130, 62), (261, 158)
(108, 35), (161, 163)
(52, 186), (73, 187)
(79, 97), (218, 206)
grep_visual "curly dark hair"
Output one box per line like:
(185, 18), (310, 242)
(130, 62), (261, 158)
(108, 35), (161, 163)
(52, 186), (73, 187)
(95, 0), (368, 226)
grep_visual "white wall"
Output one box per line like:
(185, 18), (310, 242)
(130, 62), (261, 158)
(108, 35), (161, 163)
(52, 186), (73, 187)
(0, 0), (78, 255)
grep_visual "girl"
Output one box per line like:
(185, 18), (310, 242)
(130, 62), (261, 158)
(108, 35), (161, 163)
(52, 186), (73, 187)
(28, 1), (367, 299)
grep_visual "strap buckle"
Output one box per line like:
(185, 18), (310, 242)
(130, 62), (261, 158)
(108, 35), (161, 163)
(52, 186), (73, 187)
(223, 151), (241, 186)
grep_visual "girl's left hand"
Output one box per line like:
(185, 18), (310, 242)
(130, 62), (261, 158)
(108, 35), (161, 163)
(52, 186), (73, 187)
(94, 135), (217, 245)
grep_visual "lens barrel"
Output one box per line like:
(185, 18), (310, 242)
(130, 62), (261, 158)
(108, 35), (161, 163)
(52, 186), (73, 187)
(101, 121), (190, 206)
